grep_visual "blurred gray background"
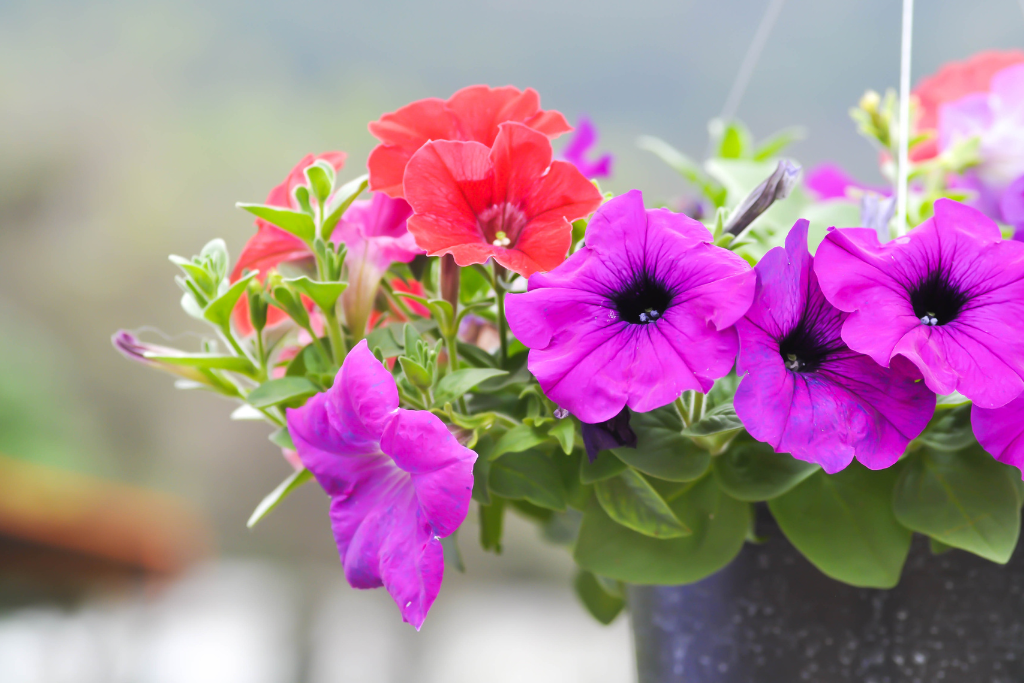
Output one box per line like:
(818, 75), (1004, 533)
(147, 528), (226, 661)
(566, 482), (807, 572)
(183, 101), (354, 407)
(0, 0), (1021, 680)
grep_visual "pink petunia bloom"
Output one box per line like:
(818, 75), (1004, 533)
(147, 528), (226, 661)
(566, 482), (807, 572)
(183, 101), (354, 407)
(805, 163), (888, 201)
(334, 193), (420, 338)
(815, 199), (1024, 409)
(505, 190), (754, 424)
(403, 121), (603, 278)
(560, 116), (612, 179)
(368, 85), (572, 198)
(972, 394), (1024, 478)
(286, 340), (476, 629)
(735, 221), (934, 474)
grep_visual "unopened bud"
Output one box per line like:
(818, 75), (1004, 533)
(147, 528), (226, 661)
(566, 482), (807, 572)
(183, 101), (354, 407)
(860, 90), (881, 114)
(725, 159), (802, 236)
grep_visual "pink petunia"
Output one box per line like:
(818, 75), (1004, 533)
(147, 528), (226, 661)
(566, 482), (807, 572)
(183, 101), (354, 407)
(286, 341), (477, 629)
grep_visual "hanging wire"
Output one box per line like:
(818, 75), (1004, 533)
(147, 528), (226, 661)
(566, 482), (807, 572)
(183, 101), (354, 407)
(718, 0), (787, 124)
(896, 0), (915, 236)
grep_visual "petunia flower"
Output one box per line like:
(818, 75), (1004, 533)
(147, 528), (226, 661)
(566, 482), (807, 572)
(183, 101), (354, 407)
(560, 116), (613, 179)
(403, 121), (603, 278)
(735, 220), (934, 473)
(367, 85), (572, 198)
(939, 63), (1024, 220)
(231, 152), (347, 336)
(815, 198), (1024, 409)
(333, 193), (420, 338)
(972, 394), (1024, 478)
(912, 49), (1024, 161)
(504, 189), (755, 424)
(286, 340), (476, 629)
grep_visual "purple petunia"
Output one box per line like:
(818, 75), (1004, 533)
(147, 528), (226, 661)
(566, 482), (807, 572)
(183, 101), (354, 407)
(286, 340), (476, 629)
(560, 116), (613, 180)
(735, 220), (934, 473)
(815, 199), (1024, 409)
(505, 189), (754, 424)
(972, 394), (1024, 479)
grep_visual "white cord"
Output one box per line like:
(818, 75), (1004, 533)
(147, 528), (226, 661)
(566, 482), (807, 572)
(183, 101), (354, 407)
(719, 0), (787, 124)
(896, 0), (914, 236)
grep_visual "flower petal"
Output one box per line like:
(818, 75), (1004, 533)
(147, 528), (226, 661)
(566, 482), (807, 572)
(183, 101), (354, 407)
(973, 393), (1024, 477)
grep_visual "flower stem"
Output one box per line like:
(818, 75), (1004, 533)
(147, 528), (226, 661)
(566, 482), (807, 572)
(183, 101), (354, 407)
(254, 329), (268, 381)
(689, 391), (706, 424)
(674, 395), (691, 427)
(492, 263), (509, 368)
(323, 308), (347, 369)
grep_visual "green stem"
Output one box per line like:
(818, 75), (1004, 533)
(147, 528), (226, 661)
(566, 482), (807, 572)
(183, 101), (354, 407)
(674, 395), (691, 427)
(254, 330), (268, 382)
(379, 278), (417, 320)
(220, 324), (256, 366)
(323, 309), (347, 369)
(689, 391), (705, 424)
(492, 263), (509, 368)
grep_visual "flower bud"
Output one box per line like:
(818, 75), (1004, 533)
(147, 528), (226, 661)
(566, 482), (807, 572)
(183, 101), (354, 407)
(111, 331), (212, 386)
(725, 159), (802, 236)
(859, 90), (881, 115)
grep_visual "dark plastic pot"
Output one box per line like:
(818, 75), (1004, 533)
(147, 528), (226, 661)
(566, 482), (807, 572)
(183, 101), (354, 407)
(629, 509), (1024, 683)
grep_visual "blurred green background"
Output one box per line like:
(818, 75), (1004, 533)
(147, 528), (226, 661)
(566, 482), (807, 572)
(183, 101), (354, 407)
(0, 0), (1021, 676)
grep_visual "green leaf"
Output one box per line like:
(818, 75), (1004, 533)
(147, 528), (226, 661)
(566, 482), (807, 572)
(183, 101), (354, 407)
(893, 445), (1021, 564)
(915, 404), (976, 451)
(637, 135), (708, 186)
(440, 532), (465, 573)
(681, 401), (743, 437)
(398, 357), (432, 390)
(930, 537), (954, 555)
(489, 451), (567, 511)
(717, 120), (753, 159)
(246, 468), (314, 528)
(575, 474), (750, 584)
(248, 377), (319, 409)
(434, 368), (508, 407)
(594, 469), (691, 538)
(471, 436), (493, 504)
(456, 342), (497, 368)
(479, 498), (505, 553)
(321, 174), (368, 239)
(574, 570), (624, 625)
(365, 324), (404, 359)
(580, 449), (628, 484)
(204, 272), (258, 329)
(268, 427), (295, 451)
(612, 406), (710, 482)
(237, 204), (316, 243)
(936, 391), (971, 409)
(304, 161), (334, 204)
(752, 126), (807, 161)
(144, 352), (257, 376)
(769, 462), (911, 588)
(548, 418), (575, 455)
(283, 276), (347, 313)
(713, 436), (819, 502)
(489, 424), (551, 461)
(284, 338), (333, 380)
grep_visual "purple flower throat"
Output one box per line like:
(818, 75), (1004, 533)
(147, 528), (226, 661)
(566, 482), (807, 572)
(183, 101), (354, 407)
(611, 267), (673, 325)
(908, 268), (969, 327)
(777, 293), (846, 373)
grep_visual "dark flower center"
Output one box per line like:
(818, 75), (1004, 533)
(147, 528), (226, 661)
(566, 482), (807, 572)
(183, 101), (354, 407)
(778, 302), (845, 374)
(909, 270), (968, 326)
(612, 271), (673, 325)
(477, 203), (529, 248)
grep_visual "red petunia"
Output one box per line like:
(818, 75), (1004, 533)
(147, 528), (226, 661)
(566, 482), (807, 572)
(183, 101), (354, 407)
(912, 50), (1024, 161)
(367, 85), (572, 199)
(231, 152), (347, 335)
(402, 122), (603, 278)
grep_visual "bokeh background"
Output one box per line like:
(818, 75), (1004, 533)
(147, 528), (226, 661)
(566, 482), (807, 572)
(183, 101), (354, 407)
(0, 0), (1021, 680)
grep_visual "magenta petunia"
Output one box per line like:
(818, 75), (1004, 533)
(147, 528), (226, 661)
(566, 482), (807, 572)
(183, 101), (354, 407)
(735, 220), (934, 473)
(286, 340), (476, 629)
(973, 394), (1024, 478)
(505, 189), (754, 424)
(560, 116), (613, 180)
(815, 198), (1024, 409)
